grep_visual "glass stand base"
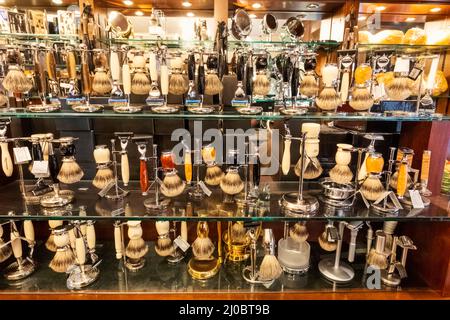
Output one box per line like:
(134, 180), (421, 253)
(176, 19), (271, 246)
(4, 259), (35, 281)
(125, 258), (145, 272)
(67, 265), (100, 289)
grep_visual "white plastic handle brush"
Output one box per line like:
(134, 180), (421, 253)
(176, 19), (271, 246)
(122, 64), (131, 95)
(110, 51), (121, 82)
(23, 220), (35, 243)
(121, 153), (130, 186)
(10, 230), (22, 259)
(160, 65), (169, 96)
(181, 221), (188, 242)
(155, 221), (170, 236)
(149, 52), (158, 82)
(75, 237), (86, 266)
(0, 142), (13, 177)
(340, 71), (350, 102)
(281, 138), (291, 175)
(114, 224), (123, 259)
(86, 222), (96, 252)
(68, 226), (76, 249)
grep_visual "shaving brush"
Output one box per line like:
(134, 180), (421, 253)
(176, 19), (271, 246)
(92, 145), (114, 189)
(360, 174), (385, 201)
(259, 229), (282, 281)
(49, 226), (75, 273)
(169, 57), (188, 95)
(0, 224), (12, 263)
(253, 56), (270, 96)
(318, 223), (337, 252)
(57, 139), (84, 184)
(160, 169), (186, 198)
(205, 165), (224, 186)
(289, 222), (309, 243)
(155, 221), (174, 257)
(131, 68), (151, 95)
(205, 55), (223, 95)
(125, 221), (148, 262)
(367, 230), (389, 269)
(46, 220), (63, 252)
(192, 221), (215, 260)
(92, 68), (112, 95)
(329, 143), (354, 184)
(230, 221), (247, 244)
(316, 63), (341, 111)
(300, 56), (319, 97)
(220, 167), (244, 195)
(295, 139), (323, 179)
(385, 75), (413, 100)
(350, 63), (373, 111)
(3, 64), (32, 93)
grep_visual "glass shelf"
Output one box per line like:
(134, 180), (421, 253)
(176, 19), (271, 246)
(1, 181), (448, 222)
(0, 32), (80, 42)
(0, 108), (449, 122)
(357, 43), (450, 53)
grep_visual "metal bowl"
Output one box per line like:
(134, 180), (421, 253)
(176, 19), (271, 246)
(320, 178), (355, 201)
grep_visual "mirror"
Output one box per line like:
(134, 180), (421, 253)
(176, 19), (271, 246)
(107, 11), (133, 38)
(284, 16), (304, 40)
(231, 9), (252, 40)
(262, 13), (278, 34)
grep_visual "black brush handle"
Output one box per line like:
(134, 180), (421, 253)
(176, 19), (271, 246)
(291, 66), (299, 96)
(236, 55), (245, 82)
(32, 143), (44, 162)
(206, 55), (218, 70)
(197, 65), (205, 95)
(253, 154), (260, 187)
(255, 56), (268, 72)
(187, 53), (195, 82)
(282, 58), (292, 83)
(245, 64), (253, 96)
(48, 153), (59, 183)
(304, 57), (317, 72)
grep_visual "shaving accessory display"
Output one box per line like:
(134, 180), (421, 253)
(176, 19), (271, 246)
(235, 50), (262, 115)
(160, 150), (186, 198)
(278, 221), (310, 274)
(155, 220), (186, 264)
(316, 63), (342, 112)
(231, 50), (249, 109)
(124, 220), (148, 271)
(419, 55), (439, 115)
(299, 53), (319, 98)
(92, 144), (114, 190)
(186, 50), (208, 113)
(115, 132), (133, 187)
(294, 123), (323, 180)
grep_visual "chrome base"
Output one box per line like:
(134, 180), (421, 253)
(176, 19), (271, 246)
(236, 106), (263, 115)
(372, 202), (400, 215)
(104, 189), (129, 200)
(72, 104), (103, 113)
(151, 105), (180, 114)
(113, 105), (143, 113)
(242, 266), (274, 285)
(40, 190), (75, 208)
(143, 198), (170, 211)
(279, 107), (307, 115)
(166, 250), (185, 264)
(66, 265), (100, 289)
(280, 193), (319, 216)
(380, 269), (401, 287)
(187, 106), (215, 114)
(125, 258), (145, 271)
(319, 195), (354, 208)
(27, 104), (61, 113)
(318, 258), (355, 283)
(4, 259), (35, 281)
(281, 264), (309, 275)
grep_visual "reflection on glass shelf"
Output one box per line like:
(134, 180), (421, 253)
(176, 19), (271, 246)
(0, 32), (80, 42)
(357, 43), (450, 52)
(0, 181), (448, 221)
(0, 241), (427, 294)
(0, 107), (449, 121)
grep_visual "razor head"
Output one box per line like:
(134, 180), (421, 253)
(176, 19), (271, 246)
(115, 132), (134, 140)
(132, 135), (153, 145)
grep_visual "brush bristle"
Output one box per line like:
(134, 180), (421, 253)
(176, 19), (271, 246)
(318, 231), (337, 251)
(253, 74), (271, 96)
(49, 248), (75, 273)
(126, 238), (148, 260)
(300, 74), (319, 97)
(289, 223), (309, 243)
(349, 87), (374, 111)
(315, 87), (342, 111)
(2, 69), (32, 93)
(360, 176), (385, 201)
(0, 239), (12, 263)
(295, 157), (323, 179)
(131, 72), (151, 95)
(169, 74), (188, 95)
(259, 254), (283, 281)
(192, 236), (215, 259)
(205, 73), (223, 95)
(367, 248), (388, 269)
(57, 158), (84, 184)
(329, 164), (354, 184)
(389, 171), (413, 190)
(231, 222), (247, 244)
(385, 77), (413, 100)
(161, 173), (186, 197)
(205, 165), (224, 186)
(45, 234), (57, 252)
(154, 237), (174, 257)
(92, 71), (112, 95)
(220, 171), (244, 195)
(93, 168), (114, 189)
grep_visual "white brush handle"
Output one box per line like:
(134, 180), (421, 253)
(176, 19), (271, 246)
(155, 221), (170, 236)
(0, 142), (13, 177)
(11, 231), (22, 259)
(121, 153), (129, 186)
(281, 139), (291, 175)
(23, 220), (35, 242)
(149, 53), (158, 81)
(75, 237), (86, 265)
(181, 221), (188, 242)
(122, 64), (131, 95)
(110, 51), (121, 82)
(160, 65), (169, 95)
(68, 226), (76, 249)
(340, 71), (350, 102)
(86, 223), (96, 251)
(49, 220), (63, 229)
(80, 224), (87, 237)
(114, 224), (123, 259)
(348, 230), (357, 263)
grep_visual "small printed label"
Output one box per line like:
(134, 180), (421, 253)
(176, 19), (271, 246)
(231, 99), (249, 108)
(173, 235), (190, 252)
(108, 98), (128, 107)
(66, 97), (86, 106)
(60, 82), (71, 89)
(111, 207), (125, 217)
(409, 190), (425, 209)
(98, 180), (115, 197)
(13, 147), (32, 164)
(31, 160), (49, 177)
(198, 181), (212, 197)
(185, 99), (201, 107)
(146, 97), (164, 107)
(394, 57), (410, 74)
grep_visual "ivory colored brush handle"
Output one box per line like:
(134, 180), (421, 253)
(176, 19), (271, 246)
(366, 226), (373, 255)
(67, 51), (77, 80)
(23, 220), (35, 242)
(140, 159), (149, 195)
(0, 142), (13, 177)
(68, 226), (76, 249)
(184, 152), (192, 184)
(11, 231), (22, 259)
(121, 153), (130, 186)
(80, 223), (87, 237)
(149, 53), (158, 81)
(122, 64), (131, 95)
(281, 139), (291, 175)
(160, 65), (169, 95)
(86, 223), (96, 251)
(114, 224), (123, 259)
(75, 237), (86, 265)
(110, 51), (121, 82)
(340, 71), (350, 102)
(181, 221), (188, 242)
(348, 229), (357, 263)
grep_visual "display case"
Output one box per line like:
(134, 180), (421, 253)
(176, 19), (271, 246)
(0, 0), (449, 300)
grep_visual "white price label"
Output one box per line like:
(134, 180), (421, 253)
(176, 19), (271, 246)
(198, 181), (212, 197)
(31, 160), (49, 177)
(394, 57), (410, 74)
(13, 147), (31, 164)
(173, 236), (190, 252)
(409, 190), (425, 209)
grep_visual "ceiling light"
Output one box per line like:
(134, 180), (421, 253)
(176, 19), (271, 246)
(0, 0), (6, 3)
(186, 12), (195, 17)
(358, 16), (367, 21)
(135, 11), (144, 16)
(108, 11), (119, 19)
(182, 1), (192, 7)
(430, 7), (441, 13)
(306, 3), (320, 9)
(249, 14), (257, 19)
(252, 3), (262, 9)
(123, 0), (133, 5)
(375, 6), (386, 11)
(52, 0), (63, 4)
(405, 17), (416, 22)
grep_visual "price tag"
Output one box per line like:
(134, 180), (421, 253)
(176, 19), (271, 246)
(31, 160), (49, 177)
(394, 57), (410, 74)
(145, 97), (164, 107)
(13, 146), (32, 164)
(185, 99), (201, 107)
(173, 236), (190, 252)
(198, 181), (212, 197)
(409, 190), (425, 209)
(111, 207), (125, 217)
(98, 181), (115, 197)
(408, 65), (423, 81)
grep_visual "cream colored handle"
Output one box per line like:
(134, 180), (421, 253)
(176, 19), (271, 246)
(75, 237), (86, 265)
(160, 65), (169, 95)
(121, 153), (130, 186)
(358, 153), (369, 181)
(86, 223), (96, 251)
(80, 224), (87, 237)
(11, 231), (22, 259)
(149, 53), (158, 81)
(181, 221), (188, 242)
(122, 64), (131, 95)
(110, 51), (121, 81)
(23, 220), (35, 242)
(0, 142), (13, 177)
(114, 224), (123, 259)
(340, 71), (350, 102)
(281, 139), (291, 175)
(68, 226), (76, 249)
